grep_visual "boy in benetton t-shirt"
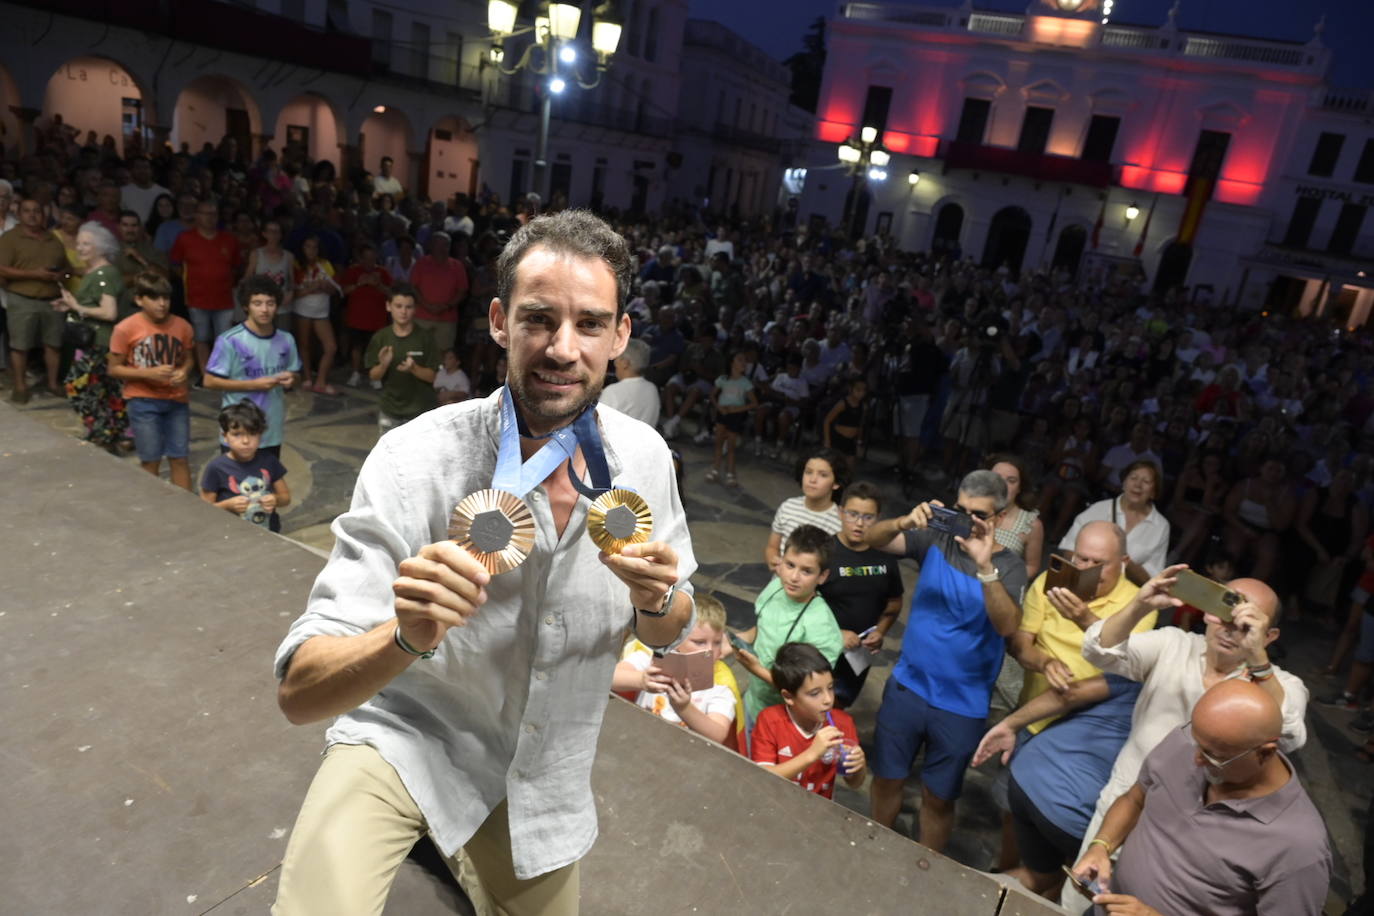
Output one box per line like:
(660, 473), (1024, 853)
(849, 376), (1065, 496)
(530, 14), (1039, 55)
(108, 272), (195, 490)
(750, 642), (867, 799)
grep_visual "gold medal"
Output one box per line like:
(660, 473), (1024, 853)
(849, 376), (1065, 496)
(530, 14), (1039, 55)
(586, 489), (653, 554)
(449, 489), (537, 575)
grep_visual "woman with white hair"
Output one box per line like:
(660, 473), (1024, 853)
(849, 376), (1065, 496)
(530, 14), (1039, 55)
(55, 221), (128, 450)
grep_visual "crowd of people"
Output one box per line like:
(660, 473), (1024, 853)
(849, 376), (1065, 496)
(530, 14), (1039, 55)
(2, 120), (1371, 914)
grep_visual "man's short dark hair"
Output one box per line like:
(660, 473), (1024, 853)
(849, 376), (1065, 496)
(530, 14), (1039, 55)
(387, 283), (417, 303)
(241, 275), (283, 307)
(219, 400), (267, 435)
(496, 209), (633, 316)
(772, 642), (832, 695)
(132, 271), (172, 301)
(840, 480), (882, 513)
(784, 523), (831, 568)
(118, 209), (141, 224)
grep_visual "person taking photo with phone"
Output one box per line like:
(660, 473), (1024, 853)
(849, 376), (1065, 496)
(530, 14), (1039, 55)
(862, 469), (1027, 852)
(1060, 563), (1309, 909)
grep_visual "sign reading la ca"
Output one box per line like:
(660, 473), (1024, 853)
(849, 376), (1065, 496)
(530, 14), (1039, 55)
(1296, 184), (1374, 206)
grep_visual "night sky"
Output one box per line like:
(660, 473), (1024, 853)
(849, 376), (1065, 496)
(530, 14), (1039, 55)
(687, 0), (1374, 89)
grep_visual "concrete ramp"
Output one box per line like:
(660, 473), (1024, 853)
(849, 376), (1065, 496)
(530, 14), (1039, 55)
(0, 406), (1066, 915)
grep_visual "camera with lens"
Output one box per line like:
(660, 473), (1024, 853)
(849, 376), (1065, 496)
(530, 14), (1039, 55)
(973, 310), (1008, 347)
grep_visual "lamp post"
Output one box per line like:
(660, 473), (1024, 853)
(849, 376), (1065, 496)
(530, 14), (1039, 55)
(487, 1), (622, 205)
(837, 125), (889, 240)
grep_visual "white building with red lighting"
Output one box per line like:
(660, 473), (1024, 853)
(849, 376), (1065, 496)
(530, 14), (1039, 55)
(800, 0), (1374, 322)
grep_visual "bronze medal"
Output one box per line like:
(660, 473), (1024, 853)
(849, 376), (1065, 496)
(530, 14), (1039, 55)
(586, 489), (653, 554)
(449, 488), (537, 575)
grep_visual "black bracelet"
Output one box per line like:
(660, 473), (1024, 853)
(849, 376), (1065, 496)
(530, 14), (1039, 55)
(394, 625), (436, 659)
(635, 584), (677, 618)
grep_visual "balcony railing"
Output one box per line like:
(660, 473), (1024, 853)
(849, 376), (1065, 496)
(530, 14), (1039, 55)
(1181, 36), (1311, 68)
(943, 141), (1113, 187)
(838, 1), (1327, 74)
(1320, 88), (1374, 114)
(968, 13), (1023, 36)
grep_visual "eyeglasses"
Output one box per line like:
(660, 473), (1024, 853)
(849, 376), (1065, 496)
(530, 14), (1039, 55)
(957, 506), (995, 521)
(843, 509), (877, 523)
(1187, 725), (1269, 770)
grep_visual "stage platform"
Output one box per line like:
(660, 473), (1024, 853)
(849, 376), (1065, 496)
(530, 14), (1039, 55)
(1, 404), (1066, 915)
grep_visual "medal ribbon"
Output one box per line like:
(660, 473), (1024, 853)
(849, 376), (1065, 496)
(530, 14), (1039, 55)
(495, 387), (613, 499)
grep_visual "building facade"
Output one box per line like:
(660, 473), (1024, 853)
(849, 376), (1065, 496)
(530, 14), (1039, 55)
(0, 0), (734, 215)
(801, 0), (1374, 321)
(669, 19), (807, 218)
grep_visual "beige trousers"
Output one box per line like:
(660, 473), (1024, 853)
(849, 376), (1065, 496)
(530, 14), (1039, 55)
(272, 743), (579, 916)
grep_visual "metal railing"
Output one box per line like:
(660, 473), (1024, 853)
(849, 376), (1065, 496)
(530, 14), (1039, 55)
(968, 13), (1023, 36)
(838, 2), (1326, 73)
(1101, 26), (1168, 50)
(1181, 36), (1310, 68)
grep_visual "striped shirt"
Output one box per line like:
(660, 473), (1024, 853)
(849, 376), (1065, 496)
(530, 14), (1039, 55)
(770, 496), (842, 550)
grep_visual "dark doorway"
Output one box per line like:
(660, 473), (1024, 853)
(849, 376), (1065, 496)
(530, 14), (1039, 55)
(982, 206), (1033, 272)
(631, 173), (649, 213)
(843, 181), (873, 239)
(1264, 275), (1306, 315)
(1154, 241), (1193, 293)
(225, 108), (252, 164)
(1051, 224), (1088, 277)
(550, 161), (572, 205)
(932, 203), (964, 255)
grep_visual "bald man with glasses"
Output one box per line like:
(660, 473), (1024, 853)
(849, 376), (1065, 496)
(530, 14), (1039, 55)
(1070, 679), (1329, 916)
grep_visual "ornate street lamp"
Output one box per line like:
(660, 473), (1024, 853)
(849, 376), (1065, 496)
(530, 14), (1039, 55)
(836, 125), (888, 239)
(487, 0), (622, 203)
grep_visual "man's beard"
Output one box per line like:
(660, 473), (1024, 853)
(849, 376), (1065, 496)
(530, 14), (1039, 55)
(507, 361), (605, 430)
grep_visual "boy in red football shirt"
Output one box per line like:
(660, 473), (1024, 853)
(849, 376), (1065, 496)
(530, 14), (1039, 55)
(750, 642), (866, 799)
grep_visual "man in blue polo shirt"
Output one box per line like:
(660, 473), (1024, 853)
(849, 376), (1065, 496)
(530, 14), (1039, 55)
(865, 469), (1027, 852)
(972, 674), (1142, 900)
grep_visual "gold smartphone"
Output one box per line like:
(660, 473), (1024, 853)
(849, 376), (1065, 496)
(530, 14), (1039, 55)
(1171, 569), (1245, 622)
(1045, 552), (1103, 601)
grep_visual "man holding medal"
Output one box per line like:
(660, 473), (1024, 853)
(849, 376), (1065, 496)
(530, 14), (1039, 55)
(271, 210), (696, 916)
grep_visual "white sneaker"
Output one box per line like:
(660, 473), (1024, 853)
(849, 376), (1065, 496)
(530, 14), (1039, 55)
(693, 428), (712, 445)
(662, 415), (681, 439)
(370, 378), (383, 390)
(347, 370), (362, 388)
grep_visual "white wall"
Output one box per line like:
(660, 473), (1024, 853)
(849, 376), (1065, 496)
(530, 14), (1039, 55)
(42, 56), (141, 148)
(274, 95), (341, 167)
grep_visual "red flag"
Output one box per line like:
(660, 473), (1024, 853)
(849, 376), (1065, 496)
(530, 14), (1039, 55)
(1132, 196), (1156, 257)
(1090, 195), (1107, 249)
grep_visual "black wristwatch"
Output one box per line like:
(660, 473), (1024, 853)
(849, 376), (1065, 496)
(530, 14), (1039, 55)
(635, 584), (677, 618)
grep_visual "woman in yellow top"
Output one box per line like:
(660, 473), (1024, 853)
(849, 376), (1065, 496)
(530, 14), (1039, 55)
(52, 205), (86, 293)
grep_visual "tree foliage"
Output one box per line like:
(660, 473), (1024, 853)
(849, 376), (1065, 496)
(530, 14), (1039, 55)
(784, 16), (826, 113)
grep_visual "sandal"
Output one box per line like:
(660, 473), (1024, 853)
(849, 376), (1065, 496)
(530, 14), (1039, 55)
(704, 468), (720, 483)
(312, 383), (341, 396)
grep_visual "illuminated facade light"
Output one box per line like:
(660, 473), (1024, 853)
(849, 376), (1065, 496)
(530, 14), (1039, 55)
(559, 45), (577, 63)
(861, 125), (878, 145)
(908, 171), (921, 186)
(837, 144), (861, 164)
(868, 167), (888, 181)
(1125, 202), (1140, 220)
(549, 77), (567, 94)
(870, 149), (891, 167)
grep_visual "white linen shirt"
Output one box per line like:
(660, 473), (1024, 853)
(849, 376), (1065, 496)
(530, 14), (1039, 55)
(274, 391), (696, 878)
(1060, 496), (1170, 577)
(1076, 620), (1308, 852)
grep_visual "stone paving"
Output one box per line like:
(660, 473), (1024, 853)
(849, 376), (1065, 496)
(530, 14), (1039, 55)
(12, 380), (1370, 911)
